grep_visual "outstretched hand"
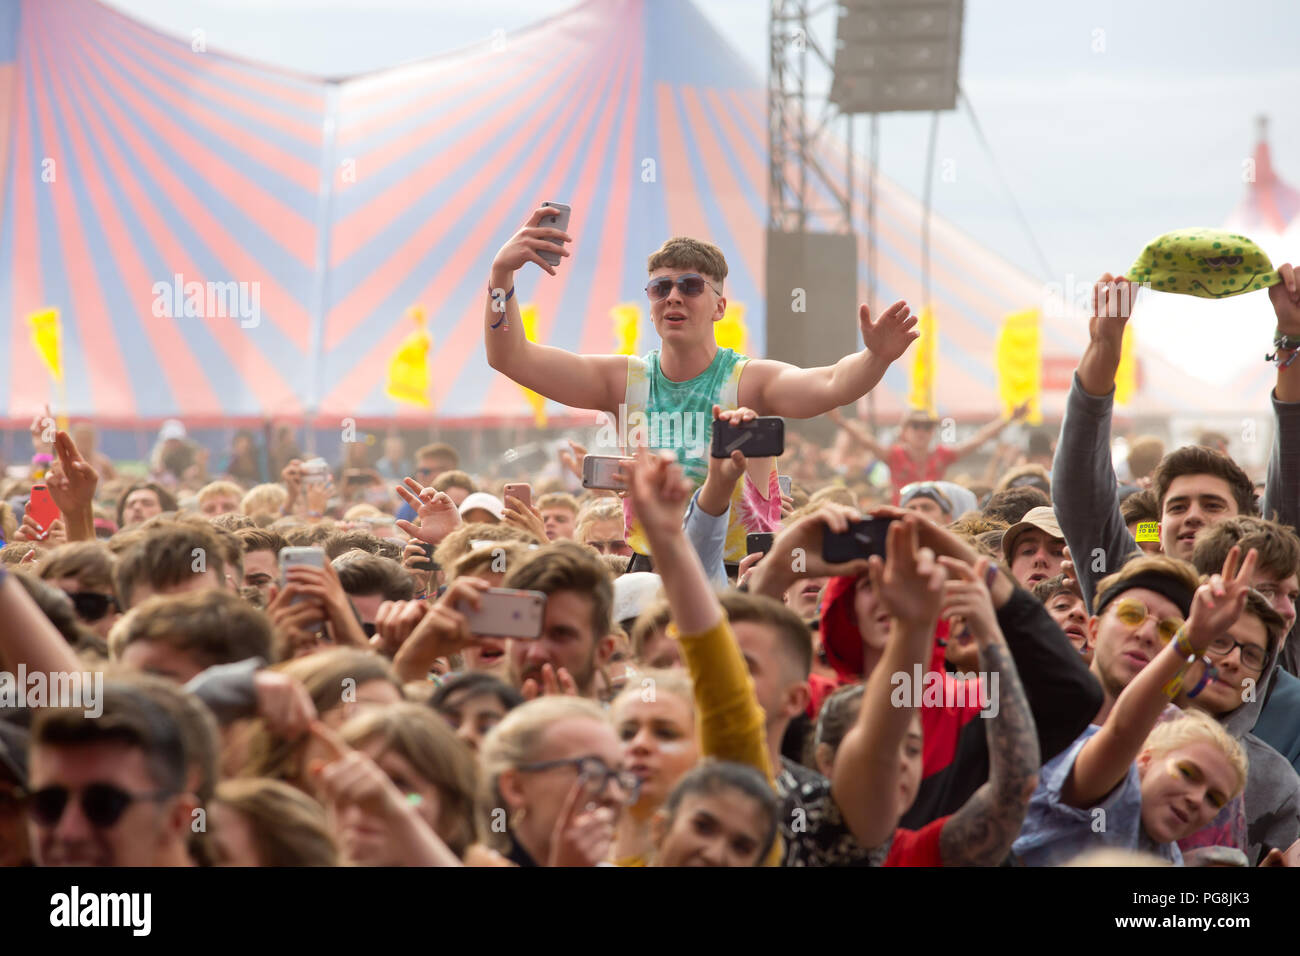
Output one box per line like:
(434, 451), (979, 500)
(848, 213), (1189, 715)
(1186, 546), (1258, 650)
(867, 516), (947, 631)
(492, 206), (573, 277)
(1089, 273), (1137, 343)
(860, 300), (918, 363)
(395, 479), (461, 545)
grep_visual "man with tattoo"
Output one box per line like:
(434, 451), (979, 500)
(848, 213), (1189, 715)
(829, 518), (1039, 865)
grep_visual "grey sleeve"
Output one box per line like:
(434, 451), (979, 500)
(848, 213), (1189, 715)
(183, 657), (266, 724)
(1051, 373), (1139, 609)
(682, 489), (729, 588)
(1263, 391), (1300, 674)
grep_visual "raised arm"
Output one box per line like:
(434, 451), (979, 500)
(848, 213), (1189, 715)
(949, 402), (1029, 461)
(1264, 263), (1300, 524)
(1065, 548), (1256, 808)
(739, 300), (917, 418)
(832, 518), (947, 849)
(827, 407), (890, 461)
(0, 567), (84, 675)
(936, 557), (1039, 866)
(485, 207), (627, 414)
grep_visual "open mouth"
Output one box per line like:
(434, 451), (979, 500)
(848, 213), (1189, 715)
(1064, 624), (1087, 642)
(1026, 573), (1049, 585)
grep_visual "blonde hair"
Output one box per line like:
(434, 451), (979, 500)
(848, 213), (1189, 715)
(1142, 709), (1248, 801)
(449, 542), (529, 582)
(197, 480), (244, 507)
(342, 503), (384, 522)
(611, 667), (694, 715)
(341, 702), (480, 857)
(575, 498), (624, 545)
(479, 696), (608, 851)
(241, 483), (288, 517)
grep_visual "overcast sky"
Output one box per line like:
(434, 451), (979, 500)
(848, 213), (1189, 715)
(101, 0), (1300, 383)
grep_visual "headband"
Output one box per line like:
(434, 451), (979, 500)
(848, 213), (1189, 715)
(1094, 570), (1195, 620)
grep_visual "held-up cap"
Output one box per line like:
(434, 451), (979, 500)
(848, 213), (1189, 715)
(1126, 228), (1280, 298)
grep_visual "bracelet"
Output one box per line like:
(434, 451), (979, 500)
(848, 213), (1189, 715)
(1172, 625), (1195, 659)
(1186, 657), (1218, 699)
(1266, 332), (1300, 368)
(984, 564), (999, 590)
(488, 284), (514, 330)
(1162, 651), (1199, 700)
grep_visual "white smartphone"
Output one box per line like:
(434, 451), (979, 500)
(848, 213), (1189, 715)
(582, 455), (633, 490)
(279, 547), (328, 624)
(301, 457), (329, 487)
(456, 588), (547, 639)
(778, 475), (793, 496)
(538, 201), (571, 268)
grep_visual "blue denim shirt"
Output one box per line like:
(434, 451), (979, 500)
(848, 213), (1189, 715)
(1012, 724), (1183, 867)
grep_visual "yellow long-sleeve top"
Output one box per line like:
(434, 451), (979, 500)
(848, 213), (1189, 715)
(670, 613), (784, 867)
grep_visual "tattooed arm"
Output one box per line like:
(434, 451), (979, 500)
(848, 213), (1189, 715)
(936, 558), (1040, 866)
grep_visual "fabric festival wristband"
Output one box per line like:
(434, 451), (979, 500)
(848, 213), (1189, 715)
(488, 284), (515, 307)
(1173, 626), (1195, 659)
(1163, 651), (1199, 700)
(1186, 658), (1218, 699)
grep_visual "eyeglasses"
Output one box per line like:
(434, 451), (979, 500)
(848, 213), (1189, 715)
(27, 783), (176, 829)
(1112, 598), (1183, 643)
(516, 756), (640, 805)
(1206, 636), (1267, 672)
(66, 591), (118, 622)
(644, 273), (722, 301)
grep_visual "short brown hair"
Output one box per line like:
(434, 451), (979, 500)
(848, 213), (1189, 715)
(235, 527), (289, 558)
(1127, 436), (1166, 482)
(647, 237), (728, 285)
(432, 470), (476, 495)
(37, 541), (117, 596)
(718, 590), (812, 681)
(1191, 516), (1300, 582)
(1031, 573), (1082, 605)
(332, 552), (415, 601)
(114, 523), (228, 609)
(1151, 446), (1255, 518)
(110, 589), (275, 668)
(503, 540), (613, 640)
(209, 512), (255, 532)
(983, 486), (1050, 525)
(435, 522), (542, 571)
(416, 443), (459, 468)
(1241, 589), (1288, 649)
(1121, 488), (1160, 526)
(994, 464), (1051, 496)
(630, 599), (673, 662)
(449, 542), (530, 581)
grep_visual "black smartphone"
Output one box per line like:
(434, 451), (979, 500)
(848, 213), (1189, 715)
(746, 532), (774, 556)
(822, 517), (896, 564)
(711, 417), (784, 458)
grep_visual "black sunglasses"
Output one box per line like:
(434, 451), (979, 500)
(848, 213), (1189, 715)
(28, 783), (175, 829)
(645, 273), (721, 301)
(67, 591), (118, 622)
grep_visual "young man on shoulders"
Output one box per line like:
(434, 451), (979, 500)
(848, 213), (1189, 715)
(484, 207), (918, 563)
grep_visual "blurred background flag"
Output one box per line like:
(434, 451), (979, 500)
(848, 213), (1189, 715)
(715, 301), (749, 355)
(517, 303), (548, 427)
(908, 306), (937, 415)
(611, 303), (641, 356)
(996, 308), (1042, 424)
(1115, 322), (1138, 406)
(384, 305), (432, 408)
(27, 307), (62, 382)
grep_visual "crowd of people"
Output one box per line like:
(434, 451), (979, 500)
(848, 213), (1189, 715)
(1, 208), (1300, 868)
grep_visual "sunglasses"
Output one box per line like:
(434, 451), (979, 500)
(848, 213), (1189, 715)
(1112, 598), (1183, 643)
(644, 273), (722, 301)
(66, 591), (118, 622)
(27, 783), (175, 829)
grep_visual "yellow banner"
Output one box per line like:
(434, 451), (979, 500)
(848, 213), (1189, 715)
(611, 303), (641, 356)
(908, 306), (936, 415)
(715, 300), (748, 354)
(1115, 322), (1137, 406)
(517, 304), (548, 427)
(28, 307), (62, 382)
(995, 308), (1042, 424)
(384, 305), (432, 407)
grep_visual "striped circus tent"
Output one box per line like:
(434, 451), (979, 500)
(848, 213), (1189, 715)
(0, 0), (1242, 429)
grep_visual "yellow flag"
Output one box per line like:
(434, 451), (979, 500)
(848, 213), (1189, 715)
(715, 301), (749, 354)
(517, 304), (548, 427)
(995, 309), (1042, 424)
(384, 305), (432, 407)
(28, 307), (62, 382)
(611, 303), (641, 356)
(908, 307), (936, 415)
(1115, 323), (1137, 406)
